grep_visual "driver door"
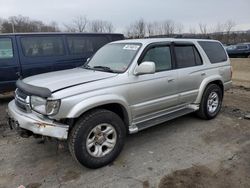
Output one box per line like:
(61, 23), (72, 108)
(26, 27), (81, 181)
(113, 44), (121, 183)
(129, 44), (179, 121)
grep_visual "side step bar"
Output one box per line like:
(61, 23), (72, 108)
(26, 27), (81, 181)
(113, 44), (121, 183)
(129, 105), (198, 134)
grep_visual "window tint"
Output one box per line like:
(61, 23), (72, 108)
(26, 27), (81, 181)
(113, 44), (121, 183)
(141, 46), (172, 72)
(237, 45), (248, 50)
(198, 41), (227, 63)
(0, 38), (13, 59)
(21, 37), (64, 57)
(175, 46), (196, 68)
(67, 36), (109, 55)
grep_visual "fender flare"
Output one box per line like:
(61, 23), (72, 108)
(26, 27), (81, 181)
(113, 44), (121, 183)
(194, 75), (224, 104)
(66, 94), (132, 123)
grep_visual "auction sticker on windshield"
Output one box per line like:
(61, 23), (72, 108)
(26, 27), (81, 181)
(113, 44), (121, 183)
(123, 45), (140, 50)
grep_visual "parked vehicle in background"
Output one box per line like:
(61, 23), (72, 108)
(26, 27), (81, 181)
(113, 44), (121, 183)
(8, 38), (232, 169)
(226, 43), (250, 58)
(0, 33), (124, 93)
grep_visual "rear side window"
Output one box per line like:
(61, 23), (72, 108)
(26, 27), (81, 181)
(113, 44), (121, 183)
(175, 46), (202, 68)
(21, 36), (64, 57)
(237, 45), (248, 50)
(0, 38), (13, 59)
(198, 41), (227, 63)
(141, 46), (172, 72)
(66, 36), (109, 55)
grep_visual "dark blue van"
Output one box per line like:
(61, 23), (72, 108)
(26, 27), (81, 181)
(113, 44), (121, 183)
(0, 33), (124, 93)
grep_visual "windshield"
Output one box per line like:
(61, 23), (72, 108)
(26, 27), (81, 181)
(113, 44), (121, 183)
(86, 43), (141, 73)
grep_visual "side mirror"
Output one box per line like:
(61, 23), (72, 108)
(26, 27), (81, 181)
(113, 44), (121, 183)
(135, 61), (155, 75)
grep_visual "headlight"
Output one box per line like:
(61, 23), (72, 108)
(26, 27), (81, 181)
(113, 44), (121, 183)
(30, 96), (60, 116)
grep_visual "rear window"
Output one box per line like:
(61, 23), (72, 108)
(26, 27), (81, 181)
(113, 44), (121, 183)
(66, 36), (109, 55)
(198, 41), (227, 63)
(0, 38), (13, 59)
(21, 36), (64, 57)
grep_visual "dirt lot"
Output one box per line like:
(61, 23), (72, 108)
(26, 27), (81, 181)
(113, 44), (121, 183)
(0, 59), (250, 188)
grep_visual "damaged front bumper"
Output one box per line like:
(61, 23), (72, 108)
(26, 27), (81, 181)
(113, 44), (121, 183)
(7, 100), (69, 140)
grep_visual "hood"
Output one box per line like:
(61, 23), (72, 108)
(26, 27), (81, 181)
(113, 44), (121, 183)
(23, 68), (118, 92)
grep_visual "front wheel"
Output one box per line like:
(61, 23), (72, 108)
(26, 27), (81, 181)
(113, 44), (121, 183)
(196, 84), (223, 120)
(68, 109), (126, 169)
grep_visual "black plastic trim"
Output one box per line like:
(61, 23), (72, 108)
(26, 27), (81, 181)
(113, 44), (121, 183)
(16, 79), (52, 98)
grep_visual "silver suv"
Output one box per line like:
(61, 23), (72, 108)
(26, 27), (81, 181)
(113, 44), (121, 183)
(8, 38), (232, 168)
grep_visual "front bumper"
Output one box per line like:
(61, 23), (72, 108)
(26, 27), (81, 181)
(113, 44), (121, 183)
(7, 100), (69, 140)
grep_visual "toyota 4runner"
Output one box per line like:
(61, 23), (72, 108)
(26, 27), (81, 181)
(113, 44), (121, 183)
(8, 38), (232, 169)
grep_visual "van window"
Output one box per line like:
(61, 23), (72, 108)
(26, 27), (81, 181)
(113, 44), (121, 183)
(66, 36), (109, 55)
(0, 38), (13, 59)
(141, 46), (172, 72)
(21, 36), (64, 57)
(175, 46), (198, 68)
(198, 41), (227, 63)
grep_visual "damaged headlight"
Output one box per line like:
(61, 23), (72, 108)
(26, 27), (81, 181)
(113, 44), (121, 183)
(30, 96), (60, 116)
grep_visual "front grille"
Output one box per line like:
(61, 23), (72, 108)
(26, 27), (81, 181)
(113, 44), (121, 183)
(15, 89), (30, 112)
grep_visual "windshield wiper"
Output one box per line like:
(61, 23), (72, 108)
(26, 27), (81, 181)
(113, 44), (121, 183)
(93, 66), (116, 73)
(82, 64), (92, 69)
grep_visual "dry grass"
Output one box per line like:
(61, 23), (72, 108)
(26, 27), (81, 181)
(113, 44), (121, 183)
(230, 58), (250, 88)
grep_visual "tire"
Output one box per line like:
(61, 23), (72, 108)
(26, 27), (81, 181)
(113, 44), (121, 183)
(68, 109), (126, 169)
(196, 84), (223, 120)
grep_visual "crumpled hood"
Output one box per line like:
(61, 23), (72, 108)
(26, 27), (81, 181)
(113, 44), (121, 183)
(23, 68), (118, 92)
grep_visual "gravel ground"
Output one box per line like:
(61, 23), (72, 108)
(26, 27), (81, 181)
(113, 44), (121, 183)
(0, 59), (250, 188)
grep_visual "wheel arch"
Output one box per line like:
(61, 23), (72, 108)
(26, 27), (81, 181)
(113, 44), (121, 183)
(195, 76), (224, 104)
(66, 95), (131, 131)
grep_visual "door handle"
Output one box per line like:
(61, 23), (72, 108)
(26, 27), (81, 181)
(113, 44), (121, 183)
(168, 78), (175, 83)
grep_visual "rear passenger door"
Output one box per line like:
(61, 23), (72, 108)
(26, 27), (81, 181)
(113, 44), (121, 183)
(64, 35), (109, 68)
(0, 36), (20, 92)
(17, 35), (67, 77)
(174, 42), (204, 104)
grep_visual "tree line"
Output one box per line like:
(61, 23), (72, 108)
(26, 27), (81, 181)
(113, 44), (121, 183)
(0, 15), (114, 33)
(0, 15), (249, 44)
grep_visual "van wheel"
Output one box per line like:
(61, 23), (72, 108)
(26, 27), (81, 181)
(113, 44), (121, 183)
(196, 84), (223, 120)
(68, 109), (126, 169)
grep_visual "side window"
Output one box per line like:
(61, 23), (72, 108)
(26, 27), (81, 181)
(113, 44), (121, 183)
(67, 36), (109, 55)
(198, 41), (227, 63)
(21, 36), (64, 57)
(141, 46), (172, 72)
(0, 38), (14, 59)
(175, 46), (197, 68)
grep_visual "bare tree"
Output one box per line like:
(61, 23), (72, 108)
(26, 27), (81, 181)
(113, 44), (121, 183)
(189, 26), (197, 34)
(161, 20), (175, 35)
(224, 20), (236, 44)
(88, 20), (114, 33)
(64, 16), (88, 32)
(0, 15), (59, 33)
(125, 18), (146, 38)
(224, 20), (236, 34)
(199, 23), (208, 35)
(175, 23), (184, 34)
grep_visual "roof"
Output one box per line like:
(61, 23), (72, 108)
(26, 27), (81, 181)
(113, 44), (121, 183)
(112, 38), (219, 45)
(0, 32), (124, 36)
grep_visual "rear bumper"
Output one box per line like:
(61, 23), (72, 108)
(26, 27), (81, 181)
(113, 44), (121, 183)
(7, 100), (69, 140)
(224, 80), (233, 91)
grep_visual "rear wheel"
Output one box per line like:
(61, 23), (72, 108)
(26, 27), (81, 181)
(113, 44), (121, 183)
(196, 84), (223, 120)
(68, 109), (126, 169)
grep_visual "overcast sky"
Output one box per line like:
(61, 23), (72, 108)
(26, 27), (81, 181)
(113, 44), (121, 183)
(1, 0), (250, 32)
